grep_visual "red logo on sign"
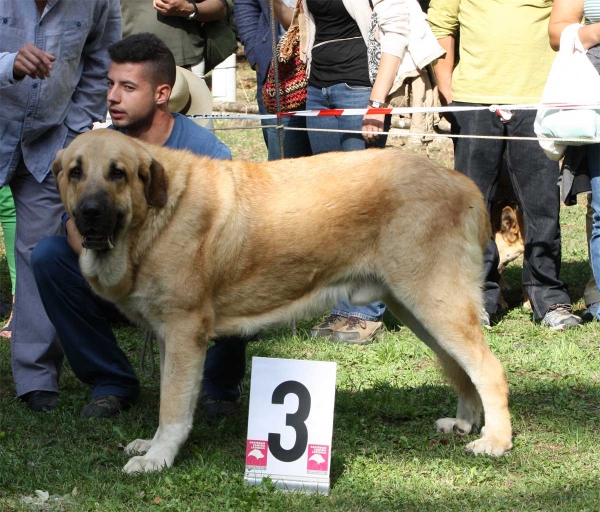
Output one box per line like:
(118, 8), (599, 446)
(306, 444), (329, 474)
(246, 440), (268, 468)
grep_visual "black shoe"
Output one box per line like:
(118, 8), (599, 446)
(20, 390), (59, 413)
(582, 302), (600, 323)
(199, 394), (239, 418)
(80, 395), (132, 418)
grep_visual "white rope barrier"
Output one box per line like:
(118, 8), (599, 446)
(200, 102), (600, 121)
(202, 102), (600, 143)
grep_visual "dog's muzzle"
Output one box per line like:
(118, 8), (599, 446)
(75, 193), (121, 252)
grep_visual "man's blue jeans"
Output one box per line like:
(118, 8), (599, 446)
(256, 75), (312, 161)
(450, 103), (570, 320)
(31, 235), (247, 402)
(305, 83), (389, 321)
(586, 143), (600, 320)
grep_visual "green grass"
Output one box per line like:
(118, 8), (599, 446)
(2, 116), (600, 510)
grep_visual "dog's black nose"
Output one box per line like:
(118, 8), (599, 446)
(80, 202), (103, 222)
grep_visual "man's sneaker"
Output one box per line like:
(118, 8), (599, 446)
(542, 304), (582, 331)
(582, 302), (600, 323)
(309, 314), (348, 338)
(332, 317), (383, 345)
(80, 395), (132, 418)
(20, 390), (59, 413)
(199, 394), (239, 418)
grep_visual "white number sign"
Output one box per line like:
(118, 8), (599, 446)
(244, 357), (337, 495)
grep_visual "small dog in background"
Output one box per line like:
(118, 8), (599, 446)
(490, 160), (527, 311)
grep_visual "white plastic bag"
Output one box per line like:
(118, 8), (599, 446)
(534, 23), (600, 160)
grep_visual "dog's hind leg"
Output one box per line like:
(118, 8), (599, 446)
(384, 294), (512, 457)
(123, 315), (209, 474)
(384, 298), (482, 434)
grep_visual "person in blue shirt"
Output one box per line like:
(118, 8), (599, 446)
(0, 0), (121, 413)
(30, 33), (248, 418)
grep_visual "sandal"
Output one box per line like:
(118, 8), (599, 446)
(0, 299), (14, 340)
(0, 311), (13, 339)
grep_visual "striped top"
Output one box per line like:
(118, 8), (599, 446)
(585, 0), (600, 23)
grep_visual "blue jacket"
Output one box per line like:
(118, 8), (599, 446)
(234, 0), (281, 86)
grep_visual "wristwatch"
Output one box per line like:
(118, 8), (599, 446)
(368, 99), (389, 108)
(186, 0), (199, 19)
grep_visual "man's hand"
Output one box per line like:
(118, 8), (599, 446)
(13, 44), (56, 80)
(362, 112), (386, 144)
(153, 0), (195, 17)
(437, 84), (452, 106)
(65, 218), (84, 256)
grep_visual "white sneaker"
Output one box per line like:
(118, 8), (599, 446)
(542, 304), (582, 331)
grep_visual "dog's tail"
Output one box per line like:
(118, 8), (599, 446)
(467, 190), (492, 253)
(458, 185), (491, 326)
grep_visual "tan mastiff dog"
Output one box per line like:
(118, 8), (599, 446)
(52, 129), (512, 474)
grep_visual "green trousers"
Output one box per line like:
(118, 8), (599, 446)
(0, 187), (16, 295)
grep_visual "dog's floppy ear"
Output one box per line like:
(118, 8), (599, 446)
(51, 149), (65, 192)
(500, 206), (519, 242)
(139, 158), (168, 208)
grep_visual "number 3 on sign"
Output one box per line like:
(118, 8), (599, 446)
(269, 381), (311, 463)
(245, 357), (337, 495)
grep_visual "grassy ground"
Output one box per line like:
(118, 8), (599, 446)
(1, 63), (600, 511)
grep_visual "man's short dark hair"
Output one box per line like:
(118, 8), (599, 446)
(108, 33), (177, 88)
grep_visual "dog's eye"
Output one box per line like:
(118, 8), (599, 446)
(69, 167), (82, 180)
(109, 166), (126, 181)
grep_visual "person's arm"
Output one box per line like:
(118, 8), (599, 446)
(548, 0), (596, 51)
(362, 0), (409, 143)
(362, 53), (402, 143)
(211, 141), (233, 160)
(427, 0), (459, 106)
(432, 35), (454, 105)
(64, 0), (122, 134)
(272, 0), (294, 30)
(153, 0), (228, 22)
(65, 217), (84, 256)
(235, 0), (264, 72)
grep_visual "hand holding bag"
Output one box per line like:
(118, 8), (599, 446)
(534, 24), (600, 160)
(262, 1), (308, 114)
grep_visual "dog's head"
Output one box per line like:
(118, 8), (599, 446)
(492, 204), (524, 272)
(52, 129), (168, 252)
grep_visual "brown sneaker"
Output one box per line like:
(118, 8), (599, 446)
(310, 314), (348, 338)
(332, 317), (383, 345)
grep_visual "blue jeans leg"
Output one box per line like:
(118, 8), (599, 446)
(305, 83), (388, 319)
(202, 336), (248, 402)
(306, 83), (390, 155)
(587, 143), (600, 320)
(257, 75), (313, 161)
(31, 236), (140, 400)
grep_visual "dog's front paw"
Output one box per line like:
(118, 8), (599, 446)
(435, 417), (478, 436)
(125, 438), (153, 455)
(123, 454), (171, 474)
(465, 436), (512, 457)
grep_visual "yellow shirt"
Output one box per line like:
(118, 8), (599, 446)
(427, 0), (556, 104)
